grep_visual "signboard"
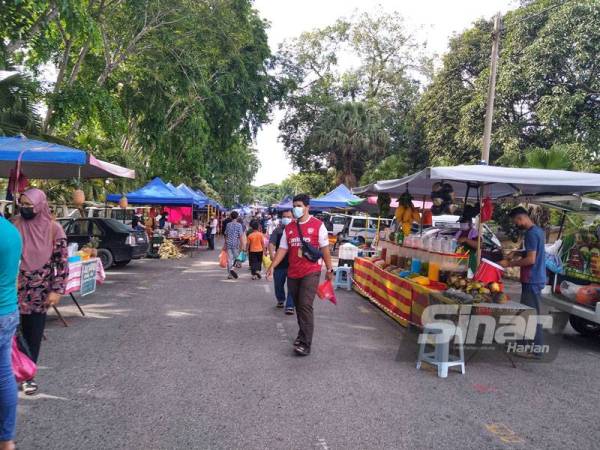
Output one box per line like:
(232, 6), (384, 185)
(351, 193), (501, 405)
(80, 259), (97, 297)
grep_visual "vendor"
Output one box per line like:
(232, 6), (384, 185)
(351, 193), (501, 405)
(455, 206), (479, 273)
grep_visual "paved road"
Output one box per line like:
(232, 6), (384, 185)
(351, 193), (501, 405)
(17, 244), (600, 449)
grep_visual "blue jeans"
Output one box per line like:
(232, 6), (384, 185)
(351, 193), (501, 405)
(226, 248), (240, 272)
(521, 283), (544, 352)
(0, 310), (19, 441)
(274, 267), (294, 309)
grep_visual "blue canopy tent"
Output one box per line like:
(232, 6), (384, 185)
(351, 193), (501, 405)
(106, 177), (195, 205)
(176, 184), (208, 208)
(274, 195), (293, 211)
(310, 184), (362, 209)
(192, 187), (225, 212)
(0, 135), (135, 179)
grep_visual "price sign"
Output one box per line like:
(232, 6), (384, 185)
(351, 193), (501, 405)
(80, 259), (97, 297)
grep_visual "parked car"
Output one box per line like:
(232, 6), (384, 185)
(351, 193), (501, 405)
(58, 218), (148, 268)
(336, 216), (392, 248)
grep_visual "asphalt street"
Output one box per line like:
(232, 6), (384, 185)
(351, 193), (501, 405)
(16, 242), (600, 449)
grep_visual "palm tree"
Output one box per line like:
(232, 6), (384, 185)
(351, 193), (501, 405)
(306, 102), (389, 187)
(525, 146), (572, 170)
(0, 69), (41, 136)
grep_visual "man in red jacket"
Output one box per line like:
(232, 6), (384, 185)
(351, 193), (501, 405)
(267, 194), (334, 356)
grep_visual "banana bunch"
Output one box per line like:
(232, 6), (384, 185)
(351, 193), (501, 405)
(395, 192), (421, 236)
(158, 239), (183, 259)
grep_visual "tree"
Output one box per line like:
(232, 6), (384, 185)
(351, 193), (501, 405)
(524, 146), (573, 170)
(1, 0), (281, 205)
(419, 0), (600, 167)
(304, 102), (389, 187)
(0, 69), (40, 135)
(253, 183), (283, 205)
(277, 11), (425, 185)
(280, 171), (335, 198)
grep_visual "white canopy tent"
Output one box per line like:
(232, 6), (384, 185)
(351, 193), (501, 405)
(352, 165), (600, 199)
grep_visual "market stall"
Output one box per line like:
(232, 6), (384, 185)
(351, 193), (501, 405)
(52, 256), (106, 327)
(107, 177), (204, 257)
(350, 165), (600, 330)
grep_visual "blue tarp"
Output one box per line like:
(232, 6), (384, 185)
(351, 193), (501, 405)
(107, 177), (196, 205)
(310, 184), (361, 209)
(0, 135), (135, 179)
(176, 183), (208, 208)
(274, 195), (293, 211)
(192, 187), (225, 211)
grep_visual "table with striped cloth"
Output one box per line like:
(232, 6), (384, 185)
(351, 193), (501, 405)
(64, 258), (106, 295)
(353, 257), (413, 327)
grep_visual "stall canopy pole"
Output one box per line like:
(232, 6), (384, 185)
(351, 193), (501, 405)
(476, 185), (484, 265)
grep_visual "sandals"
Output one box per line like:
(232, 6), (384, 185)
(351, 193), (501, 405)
(22, 380), (38, 396)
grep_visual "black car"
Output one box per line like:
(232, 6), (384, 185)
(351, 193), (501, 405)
(59, 218), (148, 268)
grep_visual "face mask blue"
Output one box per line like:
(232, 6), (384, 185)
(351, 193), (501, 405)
(292, 206), (304, 219)
(281, 218), (292, 226)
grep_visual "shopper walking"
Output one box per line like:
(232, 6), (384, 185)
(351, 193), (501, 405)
(223, 211), (245, 279)
(267, 194), (334, 356)
(247, 220), (265, 280)
(500, 207), (547, 358)
(0, 213), (22, 449)
(208, 214), (218, 250)
(13, 188), (69, 395)
(268, 210), (295, 314)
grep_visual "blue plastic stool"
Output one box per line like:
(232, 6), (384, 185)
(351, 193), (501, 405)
(334, 266), (353, 291)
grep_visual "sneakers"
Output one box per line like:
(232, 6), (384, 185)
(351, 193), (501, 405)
(285, 308), (295, 315)
(276, 302), (284, 308)
(294, 344), (311, 356)
(229, 270), (238, 279)
(22, 380), (38, 395)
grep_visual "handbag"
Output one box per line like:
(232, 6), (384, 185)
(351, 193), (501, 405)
(236, 251), (248, 263)
(12, 335), (37, 383)
(296, 221), (323, 263)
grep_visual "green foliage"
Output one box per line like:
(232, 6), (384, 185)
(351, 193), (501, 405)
(277, 11), (425, 186)
(1, 0), (281, 206)
(360, 154), (409, 186)
(420, 0), (600, 167)
(280, 171), (335, 198)
(524, 146), (573, 170)
(253, 183), (283, 205)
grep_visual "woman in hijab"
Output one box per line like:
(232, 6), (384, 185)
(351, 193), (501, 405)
(13, 188), (69, 395)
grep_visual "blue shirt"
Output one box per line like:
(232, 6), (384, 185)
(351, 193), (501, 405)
(0, 217), (22, 315)
(521, 225), (546, 285)
(225, 221), (243, 250)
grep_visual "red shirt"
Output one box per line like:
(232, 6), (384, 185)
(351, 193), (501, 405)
(283, 216), (325, 279)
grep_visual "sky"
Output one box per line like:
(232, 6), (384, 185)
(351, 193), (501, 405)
(252, 0), (518, 186)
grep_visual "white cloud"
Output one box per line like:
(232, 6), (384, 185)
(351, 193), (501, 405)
(252, 0), (518, 186)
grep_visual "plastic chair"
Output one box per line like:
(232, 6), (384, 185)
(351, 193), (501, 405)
(333, 266), (352, 291)
(416, 322), (465, 378)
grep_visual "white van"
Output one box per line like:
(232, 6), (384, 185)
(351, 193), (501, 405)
(337, 215), (392, 246)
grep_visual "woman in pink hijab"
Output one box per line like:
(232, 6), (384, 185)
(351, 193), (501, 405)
(13, 188), (69, 395)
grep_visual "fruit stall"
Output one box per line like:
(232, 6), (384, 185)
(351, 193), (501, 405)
(351, 165), (600, 329)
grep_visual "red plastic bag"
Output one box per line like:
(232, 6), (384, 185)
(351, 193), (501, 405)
(481, 197), (494, 222)
(317, 280), (337, 304)
(12, 336), (36, 383)
(219, 250), (228, 268)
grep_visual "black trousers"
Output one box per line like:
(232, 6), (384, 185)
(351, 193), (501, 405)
(287, 272), (320, 347)
(249, 252), (263, 275)
(207, 233), (215, 250)
(20, 312), (47, 365)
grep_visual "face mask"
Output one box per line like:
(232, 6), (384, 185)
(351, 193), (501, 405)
(292, 206), (304, 219)
(281, 218), (292, 226)
(20, 206), (36, 220)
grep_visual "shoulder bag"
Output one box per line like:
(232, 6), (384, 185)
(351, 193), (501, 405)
(296, 220), (323, 263)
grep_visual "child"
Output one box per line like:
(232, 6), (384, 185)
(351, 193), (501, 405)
(247, 220), (265, 279)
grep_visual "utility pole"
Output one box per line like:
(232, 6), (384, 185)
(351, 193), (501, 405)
(481, 13), (502, 164)
(477, 12), (501, 266)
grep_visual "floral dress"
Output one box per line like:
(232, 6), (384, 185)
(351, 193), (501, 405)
(18, 238), (69, 315)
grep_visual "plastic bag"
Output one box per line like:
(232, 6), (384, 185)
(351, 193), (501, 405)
(219, 250), (227, 268)
(262, 254), (272, 269)
(236, 251), (247, 263)
(12, 336), (36, 383)
(316, 280), (337, 305)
